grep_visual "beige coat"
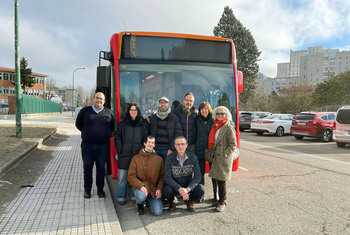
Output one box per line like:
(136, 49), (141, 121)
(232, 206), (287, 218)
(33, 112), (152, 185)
(208, 121), (237, 181)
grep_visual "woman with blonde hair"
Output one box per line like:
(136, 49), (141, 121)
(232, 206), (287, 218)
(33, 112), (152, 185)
(208, 106), (237, 212)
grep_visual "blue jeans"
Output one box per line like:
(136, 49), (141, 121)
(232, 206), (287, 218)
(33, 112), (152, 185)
(81, 141), (109, 193)
(134, 189), (163, 216)
(117, 169), (135, 202)
(155, 149), (168, 162)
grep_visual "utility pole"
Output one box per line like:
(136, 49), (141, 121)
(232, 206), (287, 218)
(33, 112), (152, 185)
(14, 0), (22, 138)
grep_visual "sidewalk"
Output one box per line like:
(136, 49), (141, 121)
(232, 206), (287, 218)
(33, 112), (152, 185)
(0, 113), (123, 235)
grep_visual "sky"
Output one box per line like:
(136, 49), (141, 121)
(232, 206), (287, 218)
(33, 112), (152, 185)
(1, 0), (350, 94)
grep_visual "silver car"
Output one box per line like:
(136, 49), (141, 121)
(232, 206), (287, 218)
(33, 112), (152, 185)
(333, 105), (350, 147)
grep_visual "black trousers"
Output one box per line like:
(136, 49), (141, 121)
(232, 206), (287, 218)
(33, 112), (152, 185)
(162, 184), (205, 204)
(81, 141), (109, 193)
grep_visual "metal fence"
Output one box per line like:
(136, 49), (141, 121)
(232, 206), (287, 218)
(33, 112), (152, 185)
(22, 94), (62, 114)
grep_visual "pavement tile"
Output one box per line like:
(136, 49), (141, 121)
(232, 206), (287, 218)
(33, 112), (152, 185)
(0, 117), (117, 235)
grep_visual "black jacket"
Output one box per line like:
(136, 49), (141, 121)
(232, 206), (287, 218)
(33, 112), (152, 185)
(115, 116), (149, 169)
(195, 114), (214, 160)
(150, 112), (183, 151)
(173, 107), (197, 145)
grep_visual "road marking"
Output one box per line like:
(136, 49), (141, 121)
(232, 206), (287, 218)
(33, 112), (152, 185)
(239, 166), (248, 171)
(241, 140), (350, 166)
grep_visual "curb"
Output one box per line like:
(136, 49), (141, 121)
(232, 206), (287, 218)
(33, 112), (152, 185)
(0, 128), (57, 177)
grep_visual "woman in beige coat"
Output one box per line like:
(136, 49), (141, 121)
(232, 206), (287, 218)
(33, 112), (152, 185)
(208, 106), (237, 212)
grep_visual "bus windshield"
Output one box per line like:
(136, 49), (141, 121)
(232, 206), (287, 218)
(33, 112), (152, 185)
(117, 62), (237, 126)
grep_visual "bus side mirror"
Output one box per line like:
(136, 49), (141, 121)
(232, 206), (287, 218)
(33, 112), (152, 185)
(96, 66), (111, 108)
(238, 70), (243, 93)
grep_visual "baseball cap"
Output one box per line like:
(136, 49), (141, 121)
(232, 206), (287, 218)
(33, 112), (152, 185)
(159, 97), (169, 103)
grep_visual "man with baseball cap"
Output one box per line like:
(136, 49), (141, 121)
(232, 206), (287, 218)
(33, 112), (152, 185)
(150, 97), (183, 161)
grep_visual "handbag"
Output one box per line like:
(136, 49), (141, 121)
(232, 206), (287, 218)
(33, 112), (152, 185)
(205, 148), (215, 163)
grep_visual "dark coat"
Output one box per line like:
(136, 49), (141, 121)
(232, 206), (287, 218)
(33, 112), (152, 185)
(115, 116), (149, 169)
(208, 121), (237, 181)
(195, 115), (214, 160)
(150, 112), (183, 151)
(173, 107), (197, 145)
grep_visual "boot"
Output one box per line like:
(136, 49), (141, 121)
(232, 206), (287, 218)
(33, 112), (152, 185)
(212, 179), (219, 202)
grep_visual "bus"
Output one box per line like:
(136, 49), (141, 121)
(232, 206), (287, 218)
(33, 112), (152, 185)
(96, 32), (243, 178)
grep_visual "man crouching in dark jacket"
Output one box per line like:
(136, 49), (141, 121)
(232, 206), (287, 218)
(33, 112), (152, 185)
(162, 136), (205, 212)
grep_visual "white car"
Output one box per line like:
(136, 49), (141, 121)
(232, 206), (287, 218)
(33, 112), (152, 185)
(250, 114), (295, 136)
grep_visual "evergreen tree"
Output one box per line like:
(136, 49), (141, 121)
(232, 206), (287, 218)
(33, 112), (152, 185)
(20, 57), (35, 91)
(213, 6), (261, 104)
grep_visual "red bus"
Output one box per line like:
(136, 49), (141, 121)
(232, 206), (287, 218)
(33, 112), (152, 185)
(96, 32), (243, 178)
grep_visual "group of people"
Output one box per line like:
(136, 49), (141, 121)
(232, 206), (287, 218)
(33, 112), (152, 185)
(76, 91), (237, 216)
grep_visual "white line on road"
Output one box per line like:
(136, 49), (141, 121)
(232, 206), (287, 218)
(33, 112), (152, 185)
(239, 166), (249, 171)
(241, 140), (350, 166)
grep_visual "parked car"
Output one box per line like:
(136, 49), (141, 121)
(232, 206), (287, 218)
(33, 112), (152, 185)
(333, 105), (350, 147)
(251, 114), (295, 136)
(290, 112), (336, 142)
(0, 103), (9, 114)
(239, 111), (272, 131)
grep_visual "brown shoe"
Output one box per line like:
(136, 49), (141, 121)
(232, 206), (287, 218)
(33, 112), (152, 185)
(184, 200), (195, 212)
(168, 204), (176, 211)
(118, 201), (126, 205)
(215, 202), (227, 212)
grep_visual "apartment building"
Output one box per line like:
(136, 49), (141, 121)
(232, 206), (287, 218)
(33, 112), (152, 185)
(0, 66), (47, 104)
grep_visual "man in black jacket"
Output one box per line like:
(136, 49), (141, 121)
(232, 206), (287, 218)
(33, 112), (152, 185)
(173, 92), (197, 153)
(150, 97), (182, 162)
(75, 92), (116, 199)
(162, 136), (205, 212)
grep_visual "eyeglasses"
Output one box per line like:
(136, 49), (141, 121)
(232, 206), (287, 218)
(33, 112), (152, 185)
(130, 109), (138, 112)
(175, 143), (187, 146)
(216, 113), (226, 116)
(159, 102), (168, 105)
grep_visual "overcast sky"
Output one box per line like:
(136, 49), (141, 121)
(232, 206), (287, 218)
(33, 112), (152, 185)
(1, 0), (349, 93)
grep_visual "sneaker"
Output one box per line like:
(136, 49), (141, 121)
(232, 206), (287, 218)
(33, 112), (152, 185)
(184, 200), (195, 212)
(118, 201), (126, 205)
(84, 191), (91, 199)
(137, 204), (144, 215)
(97, 190), (105, 198)
(168, 203), (176, 211)
(215, 202), (227, 212)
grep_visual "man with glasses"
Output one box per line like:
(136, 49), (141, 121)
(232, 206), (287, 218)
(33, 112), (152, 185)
(162, 136), (205, 212)
(150, 97), (183, 162)
(173, 92), (197, 153)
(76, 92), (116, 199)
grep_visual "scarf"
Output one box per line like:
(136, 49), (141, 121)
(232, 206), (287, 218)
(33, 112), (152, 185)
(155, 107), (171, 120)
(208, 119), (227, 149)
(181, 104), (195, 118)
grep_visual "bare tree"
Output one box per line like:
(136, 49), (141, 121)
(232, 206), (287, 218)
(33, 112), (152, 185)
(75, 86), (85, 107)
(45, 77), (58, 100)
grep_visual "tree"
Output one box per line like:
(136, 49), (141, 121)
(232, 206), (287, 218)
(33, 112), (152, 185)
(45, 77), (58, 100)
(20, 57), (35, 91)
(213, 6), (261, 104)
(312, 71), (350, 107)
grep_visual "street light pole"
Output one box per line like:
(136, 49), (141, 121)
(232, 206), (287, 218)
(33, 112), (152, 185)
(72, 67), (85, 117)
(14, 0), (22, 138)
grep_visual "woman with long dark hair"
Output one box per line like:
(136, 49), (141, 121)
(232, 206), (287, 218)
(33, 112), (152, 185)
(115, 103), (149, 205)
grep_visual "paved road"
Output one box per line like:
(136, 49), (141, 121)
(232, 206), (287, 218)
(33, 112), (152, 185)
(116, 131), (350, 235)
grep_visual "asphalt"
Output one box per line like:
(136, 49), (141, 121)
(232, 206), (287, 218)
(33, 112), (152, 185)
(0, 112), (123, 235)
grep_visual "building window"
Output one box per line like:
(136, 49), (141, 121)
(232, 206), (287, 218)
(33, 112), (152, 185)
(4, 73), (9, 81)
(9, 87), (15, 94)
(4, 87), (9, 94)
(0, 86), (2, 94)
(0, 73), (2, 80)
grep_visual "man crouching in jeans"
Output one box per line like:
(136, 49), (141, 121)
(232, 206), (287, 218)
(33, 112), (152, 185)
(127, 136), (164, 215)
(162, 136), (205, 212)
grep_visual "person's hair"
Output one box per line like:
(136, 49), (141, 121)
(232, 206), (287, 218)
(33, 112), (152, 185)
(184, 92), (194, 99)
(212, 106), (232, 122)
(174, 136), (187, 144)
(145, 135), (155, 143)
(125, 102), (142, 120)
(198, 101), (212, 114)
(94, 92), (105, 100)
